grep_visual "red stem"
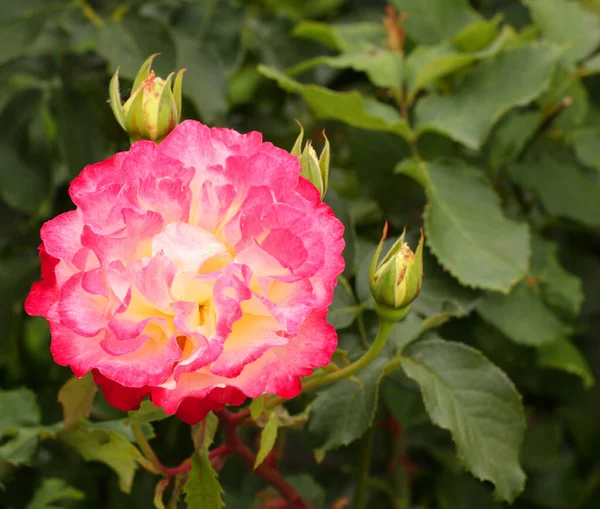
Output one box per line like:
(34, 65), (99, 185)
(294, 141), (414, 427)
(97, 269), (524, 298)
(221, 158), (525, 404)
(162, 461), (191, 477)
(232, 408), (250, 424)
(209, 444), (231, 460)
(216, 409), (313, 509)
(160, 444), (232, 477)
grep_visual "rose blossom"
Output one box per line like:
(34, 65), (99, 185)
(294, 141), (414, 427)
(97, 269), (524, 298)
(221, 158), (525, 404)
(25, 120), (345, 423)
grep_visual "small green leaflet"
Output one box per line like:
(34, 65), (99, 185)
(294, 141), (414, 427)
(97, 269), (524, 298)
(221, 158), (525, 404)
(126, 399), (170, 425)
(258, 65), (412, 140)
(26, 478), (85, 509)
(57, 373), (97, 427)
(0, 388), (42, 466)
(537, 337), (595, 389)
(254, 412), (279, 469)
(59, 425), (148, 493)
(250, 395), (265, 421)
(184, 450), (224, 509)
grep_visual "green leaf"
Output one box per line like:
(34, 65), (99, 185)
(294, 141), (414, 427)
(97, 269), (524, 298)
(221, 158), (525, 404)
(390, 0), (481, 45)
(540, 67), (590, 133)
(0, 0), (49, 23)
(524, 0), (600, 64)
(539, 252), (584, 320)
(572, 127), (600, 173)
(405, 30), (508, 99)
(309, 355), (399, 452)
(402, 338), (526, 502)
(0, 388), (40, 435)
(184, 450), (224, 509)
(399, 159), (529, 291)
(0, 14), (45, 66)
(254, 412), (279, 469)
(415, 44), (559, 150)
(288, 49), (404, 91)
(203, 412), (219, 450)
(487, 111), (541, 169)
(126, 400), (170, 426)
(173, 31), (228, 124)
(285, 474), (326, 509)
(59, 425), (147, 493)
(0, 389), (41, 465)
(86, 419), (155, 443)
(262, 0), (344, 20)
(381, 370), (428, 428)
(451, 15), (503, 52)
(0, 427), (41, 466)
(537, 337), (595, 389)
(510, 151), (600, 228)
(0, 141), (47, 214)
(26, 478), (85, 509)
(477, 282), (569, 347)
(292, 21), (386, 52)
(412, 249), (480, 330)
(327, 277), (359, 330)
(250, 396), (265, 421)
(57, 373), (97, 428)
(54, 90), (106, 179)
(258, 65), (411, 139)
(583, 52), (600, 74)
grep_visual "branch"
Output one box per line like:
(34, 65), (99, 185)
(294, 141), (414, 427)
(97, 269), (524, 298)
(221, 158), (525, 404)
(216, 409), (313, 509)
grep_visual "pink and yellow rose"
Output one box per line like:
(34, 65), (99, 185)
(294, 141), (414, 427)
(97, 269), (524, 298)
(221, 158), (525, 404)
(25, 120), (345, 423)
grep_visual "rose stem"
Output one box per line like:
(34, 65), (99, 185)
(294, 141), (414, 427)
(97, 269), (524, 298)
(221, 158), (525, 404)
(131, 423), (164, 475)
(216, 409), (313, 509)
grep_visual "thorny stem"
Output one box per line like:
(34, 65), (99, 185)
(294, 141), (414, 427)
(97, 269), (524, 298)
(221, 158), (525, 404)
(216, 409), (313, 509)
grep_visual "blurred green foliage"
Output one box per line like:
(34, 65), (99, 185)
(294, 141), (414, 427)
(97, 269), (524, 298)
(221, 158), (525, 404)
(1, 0), (600, 508)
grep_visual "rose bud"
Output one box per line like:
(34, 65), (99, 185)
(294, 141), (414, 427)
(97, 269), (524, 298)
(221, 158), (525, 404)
(109, 53), (185, 142)
(369, 224), (424, 321)
(291, 122), (330, 200)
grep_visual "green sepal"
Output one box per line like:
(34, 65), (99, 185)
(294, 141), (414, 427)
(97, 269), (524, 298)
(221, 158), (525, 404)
(132, 53), (160, 93)
(374, 302), (410, 323)
(291, 120), (304, 157)
(124, 85), (147, 141)
(299, 142), (324, 196)
(369, 222), (389, 294)
(173, 68), (187, 123)
(318, 130), (330, 197)
(109, 68), (127, 130)
(154, 72), (175, 142)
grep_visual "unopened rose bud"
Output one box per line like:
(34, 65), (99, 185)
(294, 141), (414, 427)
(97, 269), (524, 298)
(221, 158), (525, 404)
(369, 224), (424, 321)
(291, 121), (330, 200)
(109, 53), (185, 143)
